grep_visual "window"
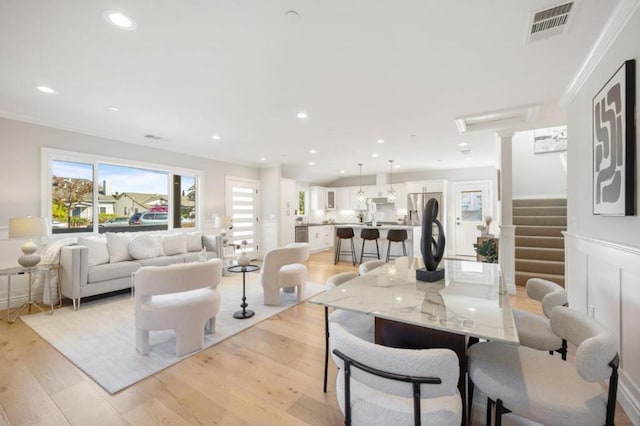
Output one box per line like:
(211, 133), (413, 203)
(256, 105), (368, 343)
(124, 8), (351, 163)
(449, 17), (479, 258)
(44, 149), (202, 234)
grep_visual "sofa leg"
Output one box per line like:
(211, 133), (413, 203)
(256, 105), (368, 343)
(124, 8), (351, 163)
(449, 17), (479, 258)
(72, 298), (80, 311)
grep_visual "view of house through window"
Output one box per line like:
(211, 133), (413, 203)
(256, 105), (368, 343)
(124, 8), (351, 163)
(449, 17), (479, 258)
(50, 157), (198, 234)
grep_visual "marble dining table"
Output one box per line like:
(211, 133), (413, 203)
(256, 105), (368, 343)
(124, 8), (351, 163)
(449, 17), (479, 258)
(310, 257), (519, 424)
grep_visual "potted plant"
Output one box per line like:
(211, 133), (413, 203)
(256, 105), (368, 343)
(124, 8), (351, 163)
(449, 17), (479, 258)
(474, 238), (498, 263)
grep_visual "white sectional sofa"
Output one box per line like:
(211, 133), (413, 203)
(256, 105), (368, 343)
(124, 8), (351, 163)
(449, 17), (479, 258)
(59, 231), (221, 310)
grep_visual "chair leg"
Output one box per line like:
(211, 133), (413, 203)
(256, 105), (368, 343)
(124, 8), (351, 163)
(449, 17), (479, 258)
(402, 240), (407, 256)
(360, 240), (366, 264)
(205, 317), (216, 333)
(136, 328), (150, 355)
(334, 239), (341, 264)
(468, 378), (475, 425)
(561, 338), (567, 361)
(324, 306), (329, 393)
(386, 240), (391, 262)
(375, 239), (380, 259)
(350, 238), (356, 265)
(486, 397), (493, 426)
(495, 399), (509, 426)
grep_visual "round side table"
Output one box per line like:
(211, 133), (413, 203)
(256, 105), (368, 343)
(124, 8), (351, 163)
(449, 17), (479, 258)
(227, 264), (260, 319)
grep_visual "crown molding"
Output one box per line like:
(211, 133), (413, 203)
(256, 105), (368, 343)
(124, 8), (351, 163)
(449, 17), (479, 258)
(559, 0), (640, 108)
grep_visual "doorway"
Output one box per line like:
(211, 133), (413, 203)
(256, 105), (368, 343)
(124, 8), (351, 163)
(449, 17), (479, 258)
(453, 181), (492, 257)
(225, 177), (260, 259)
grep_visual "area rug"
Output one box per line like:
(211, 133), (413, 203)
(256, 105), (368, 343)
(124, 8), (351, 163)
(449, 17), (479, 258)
(22, 274), (325, 394)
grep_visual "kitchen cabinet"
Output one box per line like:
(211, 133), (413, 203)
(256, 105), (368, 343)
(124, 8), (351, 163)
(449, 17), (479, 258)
(392, 183), (407, 210)
(405, 180), (446, 194)
(280, 178), (297, 246)
(326, 189), (336, 210)
(310, 186), (327, 211)
(309, 225), (334, 252)
(336, 187), (351, 210)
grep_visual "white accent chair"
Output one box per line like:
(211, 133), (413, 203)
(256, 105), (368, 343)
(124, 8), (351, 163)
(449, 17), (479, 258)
(134, 259), (222, 356)
(512, 278), (568, 359)
(260, 243), (310, 306)
(323, 272), (376, 392)
(330, 322), (462, 425)
(468, 306), (619, 426)
(358, 259), (385, 275)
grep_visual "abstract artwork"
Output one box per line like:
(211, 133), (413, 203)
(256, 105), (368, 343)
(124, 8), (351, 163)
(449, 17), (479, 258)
(592, 59), (636, 216)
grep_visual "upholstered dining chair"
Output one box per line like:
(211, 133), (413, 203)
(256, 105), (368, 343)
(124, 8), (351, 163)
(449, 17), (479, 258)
(358, 259), (385, 275)
(260, 243), (310, 306)
(330, 322), (462, 426)
(134, 259), (222, 356)
(468, 306), (619, 426)
(323, 272), (375, 393)
(512, 278), (568, 359)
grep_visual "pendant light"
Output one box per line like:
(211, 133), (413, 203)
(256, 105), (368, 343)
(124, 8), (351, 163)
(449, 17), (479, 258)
(387, 160), (396, 203)
(357, 163), (366, 203)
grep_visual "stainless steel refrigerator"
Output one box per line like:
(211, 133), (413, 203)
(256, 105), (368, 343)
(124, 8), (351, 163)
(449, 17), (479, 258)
(407, 192), (443, 225)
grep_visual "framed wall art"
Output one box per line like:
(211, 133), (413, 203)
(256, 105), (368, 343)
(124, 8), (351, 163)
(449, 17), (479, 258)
(592, 59), (636, 216)
(533, 125), (567, 154)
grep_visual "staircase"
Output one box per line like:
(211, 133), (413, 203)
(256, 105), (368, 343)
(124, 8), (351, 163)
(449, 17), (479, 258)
(513, 198), (566, 287)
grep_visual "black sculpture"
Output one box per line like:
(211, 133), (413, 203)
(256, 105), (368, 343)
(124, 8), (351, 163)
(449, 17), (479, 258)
(416, 198), (446, 282)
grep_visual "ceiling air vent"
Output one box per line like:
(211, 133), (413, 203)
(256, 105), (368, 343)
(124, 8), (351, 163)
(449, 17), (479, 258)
(526, 1), (576, 43)
(144, 134), (163, 141)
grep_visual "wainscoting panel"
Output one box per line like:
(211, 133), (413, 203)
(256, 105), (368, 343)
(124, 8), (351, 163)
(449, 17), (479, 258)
(565, 232), (640, 424)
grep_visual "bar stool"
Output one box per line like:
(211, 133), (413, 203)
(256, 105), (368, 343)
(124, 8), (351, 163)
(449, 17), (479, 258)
(360, 228), (380, 264)
(385, 229), (408, 262)
(334, 227), (357, 265)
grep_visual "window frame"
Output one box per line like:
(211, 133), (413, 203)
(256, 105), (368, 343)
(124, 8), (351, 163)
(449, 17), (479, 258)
(41, 148), (204, 235)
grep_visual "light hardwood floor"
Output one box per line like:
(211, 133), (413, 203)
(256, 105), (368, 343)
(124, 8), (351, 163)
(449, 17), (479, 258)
(0, 251), (631, 425)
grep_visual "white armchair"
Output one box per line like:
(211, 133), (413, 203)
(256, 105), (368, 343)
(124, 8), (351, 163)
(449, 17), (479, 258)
(134, 259), (222, 356)
(260, 243), (310, 306)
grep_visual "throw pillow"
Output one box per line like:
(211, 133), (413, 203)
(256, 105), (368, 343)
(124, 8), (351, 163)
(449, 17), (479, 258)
(129, 234), (164, 260)
(186, 231), (203, 252)
(162, 233), (187, 256)
(106, 233), (133, 263)
(78, 236), (109, 267)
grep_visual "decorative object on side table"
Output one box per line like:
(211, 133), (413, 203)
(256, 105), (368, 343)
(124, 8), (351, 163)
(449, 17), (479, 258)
(416, 198), (445, 282)
(474, 237), (499, 263)
(9, 216), (47, 267)
(476, 216), (493, 237)
(236, 240), (250, 267)
(592, 59), (636, 216)
(227, 264), (260, 319)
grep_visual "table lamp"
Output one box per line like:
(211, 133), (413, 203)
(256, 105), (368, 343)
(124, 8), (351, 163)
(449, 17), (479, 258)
(9, 216), (46, 267)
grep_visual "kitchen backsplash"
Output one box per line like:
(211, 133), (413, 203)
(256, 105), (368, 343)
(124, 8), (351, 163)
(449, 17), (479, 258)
(308, 204), (407, 224)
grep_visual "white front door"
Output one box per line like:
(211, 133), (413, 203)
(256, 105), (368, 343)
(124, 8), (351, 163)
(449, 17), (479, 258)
(225, 177), (260, 259)
(453, 181), (491, 257)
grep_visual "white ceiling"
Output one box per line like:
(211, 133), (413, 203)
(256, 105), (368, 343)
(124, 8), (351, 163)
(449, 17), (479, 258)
(0, 1), (620, 184)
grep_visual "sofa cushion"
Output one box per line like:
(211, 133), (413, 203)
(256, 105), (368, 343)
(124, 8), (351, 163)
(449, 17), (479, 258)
(163, 233), (187, 256)
(78, 236), (109, 267)
(87, 261), (141, 284)
(107, 233), (133, 263)
(186, 231), (203, 252)
(183, 251), (216, 263)
(129, 233), (163, 260)
(139, 255), (185, 267)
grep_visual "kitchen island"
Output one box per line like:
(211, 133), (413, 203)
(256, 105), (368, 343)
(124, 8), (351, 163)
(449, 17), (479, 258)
(334, 224), (422, 263)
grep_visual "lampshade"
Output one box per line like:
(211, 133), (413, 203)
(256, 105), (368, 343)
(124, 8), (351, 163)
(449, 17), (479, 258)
(9, 217), (46, 238)
(9, 216), (46, 267)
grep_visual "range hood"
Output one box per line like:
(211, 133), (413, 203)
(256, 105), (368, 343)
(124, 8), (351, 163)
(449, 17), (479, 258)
(367, 173), (395, 204)
(369, 197), (394, 205)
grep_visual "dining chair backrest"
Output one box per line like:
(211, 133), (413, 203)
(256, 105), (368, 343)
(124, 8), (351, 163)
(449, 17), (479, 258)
(526, 278), (567, 318)
(325, 272), (359, 290)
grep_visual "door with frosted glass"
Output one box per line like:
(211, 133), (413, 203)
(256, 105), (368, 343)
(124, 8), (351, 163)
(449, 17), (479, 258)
(454, 182), (491, 256)
(225, 178), (260, 259)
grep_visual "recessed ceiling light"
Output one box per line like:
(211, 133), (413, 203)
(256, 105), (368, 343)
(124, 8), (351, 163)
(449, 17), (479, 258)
(371, 153), (379, 158)
(394, 164), (400, 169)
(108, 106), (119, 111)
(297, 111), (308, 119)
(309, 149), (317, 154)
(103, 10), (137, 30)
(260, 157), (266, 161)
(377, 139), (385, 144)
(339, 170), (345, 174)
(466, 157), (473, 161)
(211, 135), (221, 140)
(285, 10), (300, 21)
(308, 161), (315, 166)
(36, 85), (56, 94)
(458, 142), (468, 147)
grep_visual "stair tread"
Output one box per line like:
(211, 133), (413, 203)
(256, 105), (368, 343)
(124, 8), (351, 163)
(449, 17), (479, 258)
(515, 258), (564, 264)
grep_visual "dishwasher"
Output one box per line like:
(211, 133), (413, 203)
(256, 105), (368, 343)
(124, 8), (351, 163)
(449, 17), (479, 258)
(295, 225), (309, 242)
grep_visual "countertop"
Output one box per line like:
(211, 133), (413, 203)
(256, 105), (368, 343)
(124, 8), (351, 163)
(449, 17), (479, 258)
(296, 222), (417, 230)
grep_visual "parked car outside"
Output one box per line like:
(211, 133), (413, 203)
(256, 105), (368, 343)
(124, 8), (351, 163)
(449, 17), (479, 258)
(129, 212), (168, 225)
(100, 217), (130, 227)
(51, 220), (68, 229)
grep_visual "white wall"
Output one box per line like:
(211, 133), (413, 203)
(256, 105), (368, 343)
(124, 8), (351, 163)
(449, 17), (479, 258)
(566, 6), (640, 423)
(512, 130), (567, 199)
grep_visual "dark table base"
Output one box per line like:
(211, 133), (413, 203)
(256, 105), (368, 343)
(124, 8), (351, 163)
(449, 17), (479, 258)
(233, 309), (255, 319)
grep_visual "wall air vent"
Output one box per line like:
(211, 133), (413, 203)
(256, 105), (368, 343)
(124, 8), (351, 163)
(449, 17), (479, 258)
(526, 1), (576, 43)
(144, 134), (163, 141)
